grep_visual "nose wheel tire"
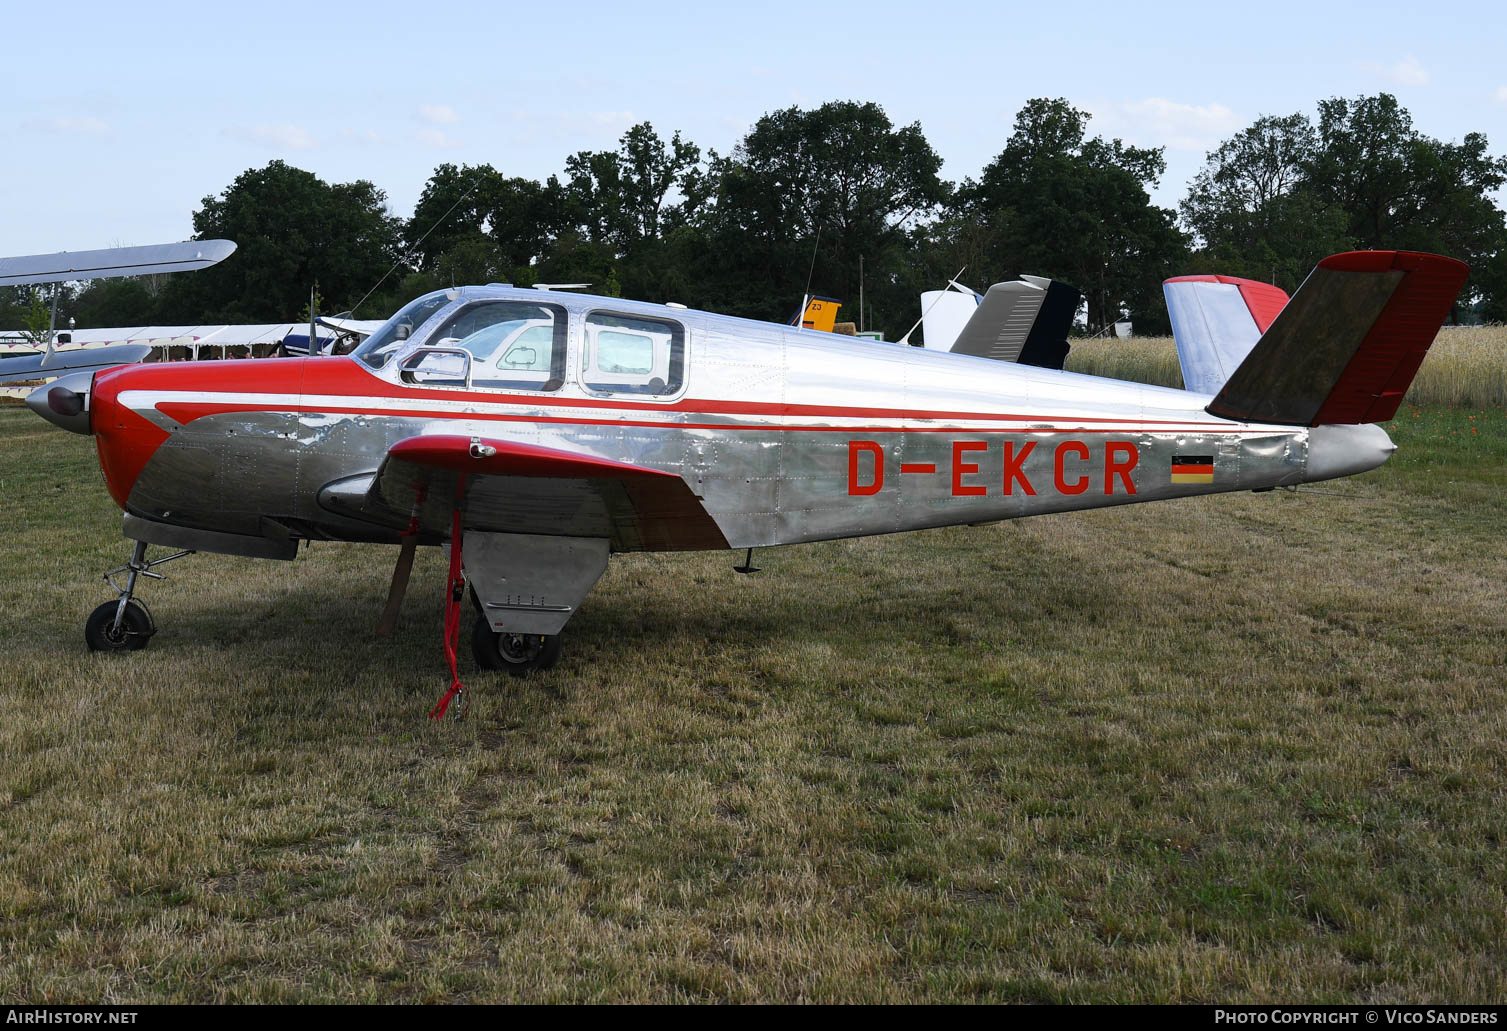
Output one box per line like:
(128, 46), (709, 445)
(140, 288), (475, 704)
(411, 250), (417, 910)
(471, 615), (561, 676)
(85, 600), (155, 652)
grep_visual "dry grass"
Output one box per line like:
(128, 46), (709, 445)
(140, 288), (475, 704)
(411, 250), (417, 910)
(0, 405), (1504, 1003)
(1069, 325), (1507, 408)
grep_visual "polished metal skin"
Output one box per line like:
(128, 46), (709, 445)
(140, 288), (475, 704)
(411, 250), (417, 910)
(100, 287), (1354, 539)
(29, 283), (1399, 648)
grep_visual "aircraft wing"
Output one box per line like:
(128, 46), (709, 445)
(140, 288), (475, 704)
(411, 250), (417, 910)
(0, 240), (236, 286)
(322, 435), (728, 551)
(32, 324), (300, 348)
(0, 344), (152, 385)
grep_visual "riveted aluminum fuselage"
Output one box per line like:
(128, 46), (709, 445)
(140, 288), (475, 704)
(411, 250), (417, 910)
(96, 286), (1347, 552)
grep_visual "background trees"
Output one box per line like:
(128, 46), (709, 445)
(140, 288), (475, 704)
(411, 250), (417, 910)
(1179, 113), (1351, 292)
(32, 94), (1506, 340)
(404, 163), (567, 290)
(542, 121), (710, 302)
(154, 160), (403, 323)
(1307, 94), (1506, 260)
(1184, 93), (1507, 314)
(955, 98), (1188, 334)
(683, 100), (950, 329)
(562, 122), (707, 249)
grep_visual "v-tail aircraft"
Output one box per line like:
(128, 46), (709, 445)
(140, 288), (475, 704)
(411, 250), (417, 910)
(23, 249), (1468, 718)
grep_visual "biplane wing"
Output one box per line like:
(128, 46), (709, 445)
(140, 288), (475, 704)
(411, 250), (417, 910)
(0, 240), (237, 384)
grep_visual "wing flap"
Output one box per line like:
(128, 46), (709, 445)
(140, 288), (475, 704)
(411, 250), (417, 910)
(358, 435), (728, 551)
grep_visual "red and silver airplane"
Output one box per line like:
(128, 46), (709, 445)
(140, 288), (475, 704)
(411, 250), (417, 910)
(25, 249), (1467, 717)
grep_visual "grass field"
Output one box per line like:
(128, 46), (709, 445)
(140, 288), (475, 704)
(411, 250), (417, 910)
(1, 402), (1504, 1003)
(1069, 326), (1507, 408)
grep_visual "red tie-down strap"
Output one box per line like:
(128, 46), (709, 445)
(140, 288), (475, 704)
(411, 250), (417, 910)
(429, 475), (469, 721)
(405, 482), (428, 537)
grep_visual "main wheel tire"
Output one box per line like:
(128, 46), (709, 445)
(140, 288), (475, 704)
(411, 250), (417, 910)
(471, 614), (561, 676)
(84, 600), (154, 652)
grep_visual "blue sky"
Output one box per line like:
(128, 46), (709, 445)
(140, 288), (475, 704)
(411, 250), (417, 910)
(3, 0), (1504, 255)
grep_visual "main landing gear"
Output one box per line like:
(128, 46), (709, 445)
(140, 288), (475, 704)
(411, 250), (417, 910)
(84, 540), (193, 653)
(457, 531), (605, 684)
(471, 614), (562, 676)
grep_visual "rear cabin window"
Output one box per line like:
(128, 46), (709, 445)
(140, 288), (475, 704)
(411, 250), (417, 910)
(402, 300), (567, 390)
(583, 312), (684, 396)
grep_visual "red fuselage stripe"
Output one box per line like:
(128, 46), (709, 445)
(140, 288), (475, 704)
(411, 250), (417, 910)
(315, 364), (1215, 425)
(152, 400), (1247, 435)
(121, 357), (1221, 428)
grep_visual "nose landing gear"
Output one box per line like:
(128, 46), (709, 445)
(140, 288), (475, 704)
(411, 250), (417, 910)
(84, 540), (194, 653)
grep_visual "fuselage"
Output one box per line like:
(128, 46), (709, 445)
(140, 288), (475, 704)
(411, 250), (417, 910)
(84, 286), (1393, 553)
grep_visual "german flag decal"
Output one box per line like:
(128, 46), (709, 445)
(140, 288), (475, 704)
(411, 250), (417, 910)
(1171, 454), (1214, 484)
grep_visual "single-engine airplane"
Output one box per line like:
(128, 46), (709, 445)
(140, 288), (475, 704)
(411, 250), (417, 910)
(24, 249), (1467, 718)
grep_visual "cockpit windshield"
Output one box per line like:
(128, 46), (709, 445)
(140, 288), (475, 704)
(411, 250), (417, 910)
(352, 291), (453, 369)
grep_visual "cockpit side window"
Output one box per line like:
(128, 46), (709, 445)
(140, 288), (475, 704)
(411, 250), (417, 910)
(407, 300), (568, 390)
(354, 291), (452, 370)
(582, 312), (684, 396)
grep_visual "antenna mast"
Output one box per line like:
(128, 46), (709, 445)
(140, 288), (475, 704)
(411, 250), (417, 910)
(797, 225), (822, 332)
(859, 254), (864, 333)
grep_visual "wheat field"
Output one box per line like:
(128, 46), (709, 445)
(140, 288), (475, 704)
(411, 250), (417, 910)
(1069, 326), (1507, 408)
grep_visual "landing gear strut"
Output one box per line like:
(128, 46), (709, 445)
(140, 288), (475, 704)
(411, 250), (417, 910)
(84, 540), (193, 653)
(459, 531), (604, 682)
(471, 615), (562, 676)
